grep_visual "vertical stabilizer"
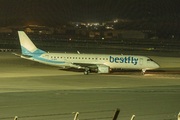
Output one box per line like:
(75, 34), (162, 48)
(18, 31), (46, 55)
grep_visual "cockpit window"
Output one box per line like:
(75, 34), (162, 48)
(147, 59), (153, 61)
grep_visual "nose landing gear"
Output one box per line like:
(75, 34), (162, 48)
(84, 67), (90, 75)
(141, 69), (146, 75)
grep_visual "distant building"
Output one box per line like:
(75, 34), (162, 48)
(104, 30), (146, 39)
(25, 28), (33, 33)
(81, 31), (87, 36)
(89, 31), (95, 38)
(114, 19), (131, 23)
(0, 27), (12, 33)
(57, 28), (66, 34)
(122, 30), (146, 39)
(24, 25), (53, 34)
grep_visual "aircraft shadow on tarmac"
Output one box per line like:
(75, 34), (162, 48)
(59, 68), (86, 72)
(59, 68), (166, 75)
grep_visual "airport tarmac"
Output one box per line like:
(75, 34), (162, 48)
(0, 52), (180, 120)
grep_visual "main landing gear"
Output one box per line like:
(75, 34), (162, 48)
(141, 69), (146, 75)
(84, 67), (90, 75)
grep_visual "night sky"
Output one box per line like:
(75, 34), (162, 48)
(0, 0), (179, 26)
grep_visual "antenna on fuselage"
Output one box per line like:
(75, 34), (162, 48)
(77, 51), (80, 54)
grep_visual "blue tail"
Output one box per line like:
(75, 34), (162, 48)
(18, 31), (46, 55)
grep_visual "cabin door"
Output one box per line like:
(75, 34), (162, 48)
(45, 55), (49, 61)
(140, 58), (143, 65)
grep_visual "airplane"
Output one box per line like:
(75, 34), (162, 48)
(15, 31), (160, 75)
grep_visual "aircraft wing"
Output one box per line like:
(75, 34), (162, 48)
(72, 63), (108, 69)
(72, 63), (98, 68)
(72, 63), (110, 74)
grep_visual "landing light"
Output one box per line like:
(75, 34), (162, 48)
(144, 74), (156, 77)
(145, 68), (154, 70)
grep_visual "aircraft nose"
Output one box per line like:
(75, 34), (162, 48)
(154, 62), (160, 68)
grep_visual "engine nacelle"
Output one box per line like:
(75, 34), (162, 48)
(98, 66), (109, 73)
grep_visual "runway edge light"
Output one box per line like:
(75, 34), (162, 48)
(14, 116), (18, 120)
(178, 112), (180, 120)
(73, 112), (79, 120)
(131, 115), (135, 120)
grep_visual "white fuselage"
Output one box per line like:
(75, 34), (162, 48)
(23, 52), (159, 70)
(17, 31), (160, 74)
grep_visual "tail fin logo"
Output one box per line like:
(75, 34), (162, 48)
(18, 31), (46, 55)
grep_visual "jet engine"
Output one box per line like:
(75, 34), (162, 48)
(98, 66), (110, 73)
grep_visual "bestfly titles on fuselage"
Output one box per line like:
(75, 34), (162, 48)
(109, 56), (138, 65)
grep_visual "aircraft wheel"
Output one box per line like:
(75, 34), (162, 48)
(85, 67), (90, 71)
(84, 71), (88, 75)
(141, 69), (146, 75)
